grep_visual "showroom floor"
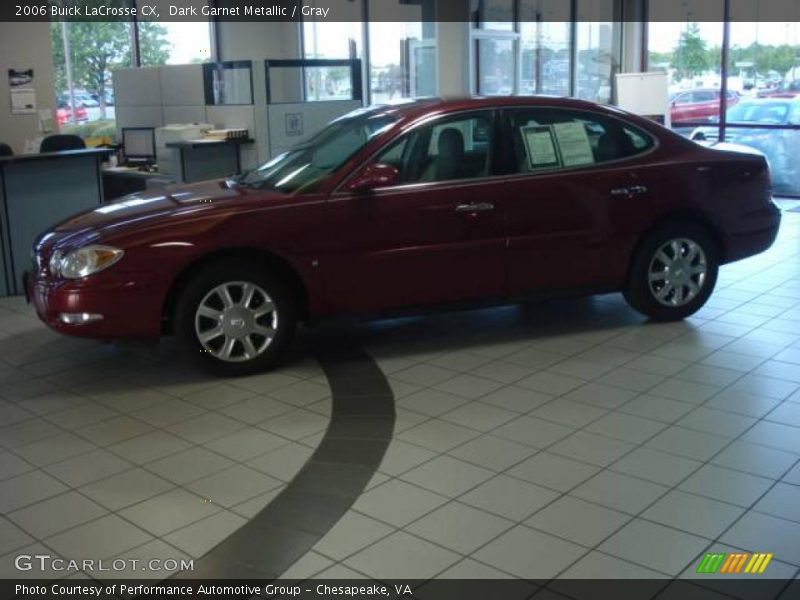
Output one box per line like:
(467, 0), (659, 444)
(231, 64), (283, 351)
(1, 203), (800, 593)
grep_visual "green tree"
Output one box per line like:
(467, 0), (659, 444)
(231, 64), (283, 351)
(648, 50), (674, 70)
(730, 43), (798, 78)
(51, 21), (170, 119)
(138, 22), (171, 66)
(51, 21), (131, 118)
(673, 23), (711, 81)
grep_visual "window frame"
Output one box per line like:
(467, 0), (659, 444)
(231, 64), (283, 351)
(498, 105), (660, 178)
(334, 108), (506, 194)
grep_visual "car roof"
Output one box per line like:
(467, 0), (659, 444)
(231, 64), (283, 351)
(363, 95), (631, 122)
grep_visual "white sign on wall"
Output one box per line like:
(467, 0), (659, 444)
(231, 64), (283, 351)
(10, 88), (36, 114)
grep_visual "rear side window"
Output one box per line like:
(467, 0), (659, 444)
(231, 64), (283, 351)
(507, 108), (655, 174)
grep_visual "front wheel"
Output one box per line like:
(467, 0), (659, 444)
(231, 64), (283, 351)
(175, 262), (297, 376)
(624, 223), (719, 321)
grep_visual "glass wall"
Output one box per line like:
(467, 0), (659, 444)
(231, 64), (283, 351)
(50, 21), (134, 143)
(574, 0), (621, 104)
(647, 1), (725, 133)
(470, 0), (622, 102)
(470, 0), (517, 96)
(135, 2), (213, 66)
(724, 2), (800, 196)
(519, 1), (571, 96)
(369, 21), (432, 102)
(475, 37), (517, 95)
(301, 1), (437, 104)
(51, 2), (212, 144)
(648, 1), (800, 196)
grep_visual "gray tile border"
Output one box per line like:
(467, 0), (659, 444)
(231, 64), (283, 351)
(178, 335), (395, 578)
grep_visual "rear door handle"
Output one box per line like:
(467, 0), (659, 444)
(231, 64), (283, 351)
(455, 202), (494, 213)
(610, 185), (648, 197)
(629, 185), (648, 196)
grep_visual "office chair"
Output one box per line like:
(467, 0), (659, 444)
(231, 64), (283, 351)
(0, 142), (13, 157)
(40, 134), (86, 153)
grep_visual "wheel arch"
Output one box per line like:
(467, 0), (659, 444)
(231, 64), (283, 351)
(161, 247), (310, 335)
(626, 209), (727, 285)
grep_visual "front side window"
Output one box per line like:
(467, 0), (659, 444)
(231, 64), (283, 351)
(240, 110), (398, 193)
(507, 108), (654, 174)
(673, 93), (692, 105)
(373, 112), (495, 184)
(692, 91), (717, 103)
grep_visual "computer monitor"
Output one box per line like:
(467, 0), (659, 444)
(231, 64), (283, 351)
(121, 127), (156, 164)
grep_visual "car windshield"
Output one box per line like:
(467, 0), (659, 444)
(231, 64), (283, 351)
(727, 102), (789, 124)
(239, 110), (398, 194)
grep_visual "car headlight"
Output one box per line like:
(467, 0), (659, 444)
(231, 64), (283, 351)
(49, 250), (62, 276)
(57, 245), (124, 279)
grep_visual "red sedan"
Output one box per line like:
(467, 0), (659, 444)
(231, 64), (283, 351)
(670, 89), (739, 125)
(56, 103), (88, 126)
(28, 97), (780, 375)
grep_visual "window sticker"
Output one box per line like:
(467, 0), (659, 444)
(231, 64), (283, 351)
(521, 125), (560, 169)
(552, 121), (595, 167)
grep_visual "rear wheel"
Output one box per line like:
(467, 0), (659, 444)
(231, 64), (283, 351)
(175, 262), (297, 376)
(624, 223), (719, 321)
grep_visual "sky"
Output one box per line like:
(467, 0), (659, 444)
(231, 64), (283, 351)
(648, 22), (800, 53)
(162, 22), (213, 63)
(160, 20), (800, 68)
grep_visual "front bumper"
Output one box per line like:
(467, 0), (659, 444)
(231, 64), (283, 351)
(27, 272), (165, 338)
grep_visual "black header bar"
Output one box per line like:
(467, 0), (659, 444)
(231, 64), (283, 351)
(4, 0), (800, 22)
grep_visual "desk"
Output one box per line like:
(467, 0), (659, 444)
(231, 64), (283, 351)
(102, 167), (173, 201)
(163, 138), (254, 183)
(0, 148), (112, 296)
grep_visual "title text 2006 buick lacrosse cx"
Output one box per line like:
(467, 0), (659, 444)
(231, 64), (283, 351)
(27, 97), (780, 375)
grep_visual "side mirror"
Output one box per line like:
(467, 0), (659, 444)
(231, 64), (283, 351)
(346, 163), (400, 193)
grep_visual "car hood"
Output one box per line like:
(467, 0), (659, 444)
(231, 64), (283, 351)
(40, 179), (282, 252)
(56, 180), (243, 232)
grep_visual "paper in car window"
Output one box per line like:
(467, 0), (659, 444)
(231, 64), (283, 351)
(552, 122), (595, 167)
(521, 125), (560, 169)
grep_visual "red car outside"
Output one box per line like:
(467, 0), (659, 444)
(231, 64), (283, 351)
(28, 97), (780, 375)
(670, 89), (739, 125)
(56, 103), (88, 126)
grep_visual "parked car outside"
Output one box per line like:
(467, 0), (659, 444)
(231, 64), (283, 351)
(757, 80), (800, 98)
(670, 89), (740, 125)
(28, 97), (780, 375)
(691, 97), (800, 196)
(55, 101), (88, 126)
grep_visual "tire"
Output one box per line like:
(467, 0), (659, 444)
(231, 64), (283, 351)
(174, 261), (298, 376)
(624, 222), (719, 321)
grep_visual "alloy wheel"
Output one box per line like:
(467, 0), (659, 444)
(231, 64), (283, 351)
(194, 281), (278, 362)
(648, 238), (708, 308)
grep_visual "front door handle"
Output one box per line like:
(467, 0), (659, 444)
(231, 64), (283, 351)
(455, 202), (494, 213)
(610, 185), (648, 197)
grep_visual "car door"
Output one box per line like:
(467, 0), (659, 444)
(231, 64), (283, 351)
(320, 110), (507, 313)
(692, 90), (720, 121)
(497, 106), (660, 296)
(671, 92), (692, 124)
